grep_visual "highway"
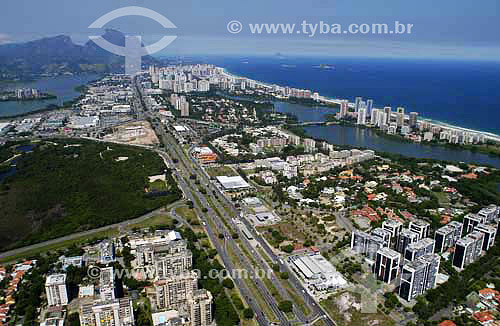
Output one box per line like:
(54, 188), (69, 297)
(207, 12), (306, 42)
(133, 77), (337, 326)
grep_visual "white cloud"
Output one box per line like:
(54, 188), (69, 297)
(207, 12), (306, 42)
(0, 33), (11, 44)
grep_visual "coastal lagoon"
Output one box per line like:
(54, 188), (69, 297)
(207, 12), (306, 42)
(210, 56), (500, 135)
(273, 101), (500, 168)
(0, 74), (100, 117)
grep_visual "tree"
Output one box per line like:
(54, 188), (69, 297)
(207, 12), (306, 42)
(278, 300), (293, 313)
(222, 278), (234, 289)
(243, 308), (254, 319)
(279, 272), (289, 280)
(281, 244), (294, 253)
(66, 312), (81, 326)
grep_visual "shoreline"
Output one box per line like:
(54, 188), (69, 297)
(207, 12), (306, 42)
(219, 67), (500, 141)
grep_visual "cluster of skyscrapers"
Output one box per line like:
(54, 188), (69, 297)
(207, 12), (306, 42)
(451, 206), (499, 269)
(350, 205), (499, 302)
(351, 218), (440, 302)
(14, 88), (40, 99)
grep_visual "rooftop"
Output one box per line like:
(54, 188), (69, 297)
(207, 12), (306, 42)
(216, 175), (251, 190)
(45, 274), (66, 285)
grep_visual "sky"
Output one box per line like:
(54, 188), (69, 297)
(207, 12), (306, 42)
(1, 0), (500, 60)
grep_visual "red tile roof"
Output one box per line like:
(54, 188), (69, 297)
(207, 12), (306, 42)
(438, 321), (456, 326)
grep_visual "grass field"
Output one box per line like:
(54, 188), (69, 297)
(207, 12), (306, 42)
(149, 179), (167, 191)
(175, 206), (201, 225)
(205, 165), (238, 177)
(125, 214), (174, 230)
(241, 319), (257, 326)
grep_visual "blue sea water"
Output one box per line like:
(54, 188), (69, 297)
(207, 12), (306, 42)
(205, 56), (500, 135)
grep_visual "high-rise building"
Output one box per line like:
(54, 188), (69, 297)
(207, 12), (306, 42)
(188, 289), (213, 326)
(404, 238), (435, 262)
(399, 254), (440, 301)
(478, 205), (500, 224)
(350, 229), (386, 260)
(155, 271), (198, 310)
(45, 274), (68, 306)
(198, 80), (210, 92)
(351, 229), (370, 254)
(176, 96), (190, 117)
(339, 100), (349, 118)
(452, 231), (485, 269)
(396, 229), (419, 254)
(377, 112), (388, 128)
(366, 99), (373, 116)
(434, 221), (463, 253)
(374, 247), (400, 284)
(355, 97), (362, 112)
(396, 113), (404, 127)
(409, 112), (418, 128)
(474, 224), (497, 251)
(80, 297), (135, 326)
(303, 138), (316, 152)
(371, 228), (392, 248)
(384, 106), (392, 124)
(409, 219), (430, 240)
(366, 235), (385, 261)
(463, 213), (485, 235)
(382, 220), (403, 247)
(135, 239), (193, 279)
(370, 109), (379, 125)
(357, 108), (367, 125)
(99, 267), (115, 301)
(150, 66), (159, 84)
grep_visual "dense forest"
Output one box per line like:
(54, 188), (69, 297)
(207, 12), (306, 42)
(0, 139), (181, 250)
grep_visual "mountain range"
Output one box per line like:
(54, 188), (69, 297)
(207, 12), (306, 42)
(0, 29), (159, 79)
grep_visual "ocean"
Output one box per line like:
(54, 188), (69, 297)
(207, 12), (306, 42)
(205, 56), (500, 135)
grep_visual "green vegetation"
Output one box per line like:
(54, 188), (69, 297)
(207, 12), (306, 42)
(125, 214), (175, 231)
(278, 300), (293, 313)
(0, 139), (181, 250)
(281, 244), (294, 253)
(175, 206), (200, 226)
(222, 278), (235, 289)
(206, 165), (238, 177)
(181, 228), (240, 326)
(454, 170), (500, 205)
(148, 179), (167, 191)
(243, 308), (254, 319)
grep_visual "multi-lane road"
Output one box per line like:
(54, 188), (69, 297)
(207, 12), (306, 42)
(133, 77), (336, 326)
